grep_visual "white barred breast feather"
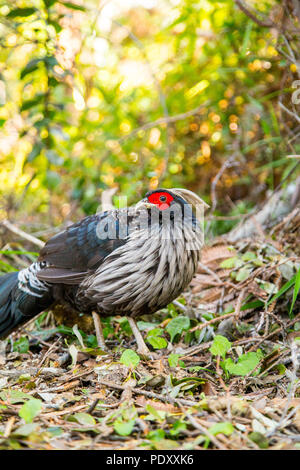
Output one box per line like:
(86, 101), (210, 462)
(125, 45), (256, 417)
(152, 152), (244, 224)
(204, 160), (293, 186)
(18, 262), (50, 298)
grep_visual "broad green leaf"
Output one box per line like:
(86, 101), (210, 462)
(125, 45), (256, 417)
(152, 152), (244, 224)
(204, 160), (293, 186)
(73, 412), (96, 426)
(209, 422), (234, 436)
(249, 432), (269, 449)
(219, 257), (242, 269)
(137, 321), (159, 331)
(166, 316), (190, 342)
(0, 389), (30, 404)
(13, 336), (29, 354)
(146, 335), (167, 349)
(114, 419), (135, 436)
(146, 328), (167, 349)
(236, 267), (251, 282)
(224, 351), (262, 376)
(170, 420), (187, 436)
(120, 349), (140, 368)
(47, 426), (63, 437)
(241, 251), (257, 261)
(168, 353), (182, 368)
(7, 8), (37, 18)
(19, 398), (42, 423)
(209, 335), (231, 358)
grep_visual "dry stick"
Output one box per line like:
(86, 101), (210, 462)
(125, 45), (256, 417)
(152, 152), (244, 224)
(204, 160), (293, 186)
(234, 288), (246, 322)
(97, 379), (198, 408)
(249, 313), (300, 352)
(190, 312), (236, 332)
(184, 413), (227, 450)
(1, 219), (45, 248)
(279, 102), (300, 125)
(117, 102), (209, 145)
(3, 417), (15, 439)
(234, 0), (275, 27)
(92, 311), (107, 350)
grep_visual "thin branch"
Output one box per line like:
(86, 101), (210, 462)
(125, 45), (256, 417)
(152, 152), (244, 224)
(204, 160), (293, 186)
(234, 0), (275, 28)
(1, 219), (45, 248)
(97, 378), (198, 408)
(118, 102), (209, 144)
(279, 102), (300, 124)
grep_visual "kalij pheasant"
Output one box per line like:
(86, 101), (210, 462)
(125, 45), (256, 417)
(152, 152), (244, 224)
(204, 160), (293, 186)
(0, 188), (207, 354)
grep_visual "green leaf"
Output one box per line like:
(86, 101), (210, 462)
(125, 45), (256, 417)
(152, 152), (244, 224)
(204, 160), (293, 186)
(0, 389), (30, 404)
(73, 412), (96, 426)
(147, 335), (168, 349)
(137, 321), (159, 331)
(20, 59), (41, 79)
(21, 93), (45, 112)
(43, 0), (57, 7)
(209, 422), (234, 436)
(27, 142), (43, 162)
(120, 349), (140, 368)
(13, 336), (29, 354)
(219, 257), (241, 269)
(241, 251), (257, 261)
(7, 8), (37, 18)
(236, 267), (251, 282)
(209, 335), (231, 359)
(146, 328), (167, 349)
(289, 267), (300, 316)
(170, 420), (187, 436)
(224, 351), (262, 376)
(166, 316), (190, 342)
(249, 432), (269, 449)
(168, 353), (182, 368)
(19, 398), (42, 423)
(114, 419), (135, 436)
(13, 423), (39, 436)
(268, 274), (297, 305)
(59, 1), (86, 11)
(145, 404), (166, 422)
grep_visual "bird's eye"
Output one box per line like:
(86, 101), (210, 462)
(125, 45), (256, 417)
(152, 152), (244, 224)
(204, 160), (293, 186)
(159, 195), (167, 202)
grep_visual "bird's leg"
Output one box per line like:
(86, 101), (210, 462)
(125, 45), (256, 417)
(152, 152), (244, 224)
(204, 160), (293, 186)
(92, 311), (107, 351)
(127, 316), (150, 356)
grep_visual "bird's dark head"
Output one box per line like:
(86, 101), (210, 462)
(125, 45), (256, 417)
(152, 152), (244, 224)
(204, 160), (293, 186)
(136, 188), (209, 214)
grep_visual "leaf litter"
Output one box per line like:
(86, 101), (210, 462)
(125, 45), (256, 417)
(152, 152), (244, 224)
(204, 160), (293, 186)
(0, 212), (299, 449)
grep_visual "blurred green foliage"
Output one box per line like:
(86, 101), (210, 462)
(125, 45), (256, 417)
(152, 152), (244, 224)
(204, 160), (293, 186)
(0, 0), (299, 226)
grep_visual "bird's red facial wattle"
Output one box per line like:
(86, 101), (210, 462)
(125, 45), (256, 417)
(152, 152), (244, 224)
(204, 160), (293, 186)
(147, 191), (174, 210)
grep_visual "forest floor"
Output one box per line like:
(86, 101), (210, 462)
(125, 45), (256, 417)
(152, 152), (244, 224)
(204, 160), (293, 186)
(0, 209), (300, 450)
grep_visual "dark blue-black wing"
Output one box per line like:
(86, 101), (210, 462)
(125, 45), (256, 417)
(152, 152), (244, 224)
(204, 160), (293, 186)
(37, 211), (128, 285)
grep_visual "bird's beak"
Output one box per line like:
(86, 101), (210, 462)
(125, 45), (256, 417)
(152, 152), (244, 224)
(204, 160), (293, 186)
(135, 199), (156, 211)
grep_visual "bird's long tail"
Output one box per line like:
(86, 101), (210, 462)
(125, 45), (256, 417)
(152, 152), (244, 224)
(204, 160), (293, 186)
(0, 271), (53, 338)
